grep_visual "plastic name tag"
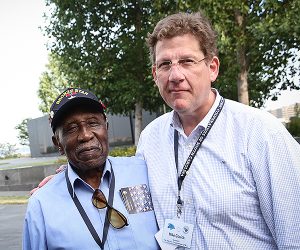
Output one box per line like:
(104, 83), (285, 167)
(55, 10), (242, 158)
(155, 230), (177, 250)
(162, 219), (194, 248)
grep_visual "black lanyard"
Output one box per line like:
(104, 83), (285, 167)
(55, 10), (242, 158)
(173, 97), (225, 218)
(65, 159), (115, 249)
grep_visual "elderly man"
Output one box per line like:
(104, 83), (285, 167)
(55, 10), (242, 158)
(23, 88), (159, 250)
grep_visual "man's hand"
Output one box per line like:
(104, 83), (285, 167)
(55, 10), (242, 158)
(30, 165), (67, 195)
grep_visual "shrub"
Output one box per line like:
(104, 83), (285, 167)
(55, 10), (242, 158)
(109, 146), (136, 157)
(287, 117), (300, 137)
(55, 156), (68, 165)
(0, 143), (19, 159)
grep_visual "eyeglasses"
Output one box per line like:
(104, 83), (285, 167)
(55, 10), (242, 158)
(92, 189), (128, 229)
(155, 57), (206, 77)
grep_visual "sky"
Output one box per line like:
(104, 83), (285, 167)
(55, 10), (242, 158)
(0, 0), (48, 150)
(0, 0), (299, 153)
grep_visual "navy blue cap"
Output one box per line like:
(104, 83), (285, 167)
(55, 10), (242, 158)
(49, 87), (106, 132)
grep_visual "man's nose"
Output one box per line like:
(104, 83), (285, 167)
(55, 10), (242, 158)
(168, 63), (185, 83)
(78, 126), (94, 141)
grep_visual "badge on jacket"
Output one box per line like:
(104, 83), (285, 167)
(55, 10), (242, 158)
(119, 184), (154, 214)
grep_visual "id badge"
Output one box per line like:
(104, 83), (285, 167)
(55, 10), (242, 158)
(162, 219), (194, 248)
(155, 230), (177, 250)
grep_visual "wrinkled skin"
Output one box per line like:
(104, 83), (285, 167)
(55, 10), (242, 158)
(52, 107), (108, 187)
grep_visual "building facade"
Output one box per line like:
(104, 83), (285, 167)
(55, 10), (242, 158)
(268, 103), (300, 124)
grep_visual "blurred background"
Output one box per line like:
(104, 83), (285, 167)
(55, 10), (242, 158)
(0, 0), (299, 161)
(0, 2), (299, 249)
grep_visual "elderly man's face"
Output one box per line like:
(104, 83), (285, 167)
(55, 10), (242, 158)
(53, 107), (108, 171)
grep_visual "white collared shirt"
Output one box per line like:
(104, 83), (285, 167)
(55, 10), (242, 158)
(136, 89), (300, 249)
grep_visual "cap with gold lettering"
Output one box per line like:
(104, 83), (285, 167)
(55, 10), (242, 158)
(49, 87), (106, 132)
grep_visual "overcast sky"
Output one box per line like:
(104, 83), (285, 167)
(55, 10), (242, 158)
(0, 0), (299, 153)
(0, 0), (48, 149)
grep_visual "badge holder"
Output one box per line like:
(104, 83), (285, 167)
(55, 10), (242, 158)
(155, 198), (194, 249)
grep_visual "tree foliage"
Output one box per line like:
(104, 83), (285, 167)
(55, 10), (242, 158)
(195, 0), (300, 106)
(38, 53), (69, 113)
(287, 117), (300, 137)
(152, 0), (300, 106)
(42, 0), (163, 115)
(0, 143), (18, 159)
(286, 104), (300, 137)
(39, 0), (300, 137)
(15, 118), (30, 146)
(41, 0), (169, 144)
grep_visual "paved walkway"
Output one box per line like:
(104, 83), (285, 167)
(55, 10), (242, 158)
(0, 191), (29, 197)
(0, 155), (63, 170)
(0, 191), (29, 249)
(0, 204), (27, 250)
(0, 156), (59, 249)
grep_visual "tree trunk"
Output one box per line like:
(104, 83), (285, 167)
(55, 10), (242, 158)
(237, 66), (249, 105)
(133, 0), (144, 145)
(235, 10), (249, 105)
(134, 101), (143, 146)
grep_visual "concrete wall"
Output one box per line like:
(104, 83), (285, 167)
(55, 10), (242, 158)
(27, 116), (55, 158)
(0, 165), (57, 191)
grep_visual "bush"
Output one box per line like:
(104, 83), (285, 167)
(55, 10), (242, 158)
(54, 156), (68, 165)
(0, 143), (19, 159)
(287, 117), (300, 137)
(109, 146), (136, 157)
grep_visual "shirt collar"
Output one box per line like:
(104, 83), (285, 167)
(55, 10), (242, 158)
(171, 88), (221, 134)
(66, 159), (112, 197)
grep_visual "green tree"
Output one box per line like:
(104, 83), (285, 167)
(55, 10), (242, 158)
(42, 0), (164, 145)
(294, 103), (300, 117)
(153, 0), (300, 106)
(38, 53), (69, 113)
(287, 104), (300, 137)
(15, 118), (30, 146)
(155, 0), (300, 107)
(0, 143), (18, 159)
(195, 0), (300, 106)
(40, 0), (300, 144)
(287, 117), (300, 137)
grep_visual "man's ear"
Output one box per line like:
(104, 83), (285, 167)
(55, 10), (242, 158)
(209, 56), (220, 83)
(152, 65), (158, 85)
(52, 135), (64, 155)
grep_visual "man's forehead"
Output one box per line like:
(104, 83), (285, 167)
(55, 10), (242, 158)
(63, 110), (104, 123)
(155, 35), (202, 60)
(56, 108), (105, 131)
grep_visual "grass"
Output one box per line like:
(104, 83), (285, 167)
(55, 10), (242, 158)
(0, 196), (29, 205)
